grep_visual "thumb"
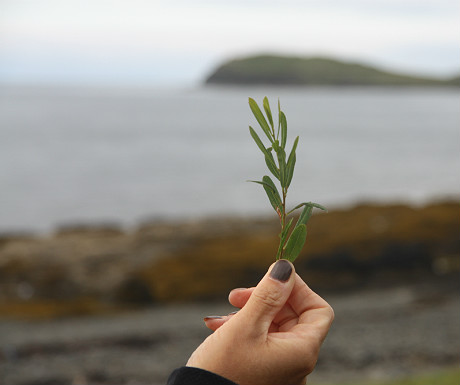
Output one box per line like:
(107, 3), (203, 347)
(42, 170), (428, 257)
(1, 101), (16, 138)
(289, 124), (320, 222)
(234, 259), (295, 338)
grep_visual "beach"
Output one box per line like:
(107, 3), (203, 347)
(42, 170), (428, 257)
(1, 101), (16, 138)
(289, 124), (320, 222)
(1, 201), (459, 384)
(1, 276), (458, 385)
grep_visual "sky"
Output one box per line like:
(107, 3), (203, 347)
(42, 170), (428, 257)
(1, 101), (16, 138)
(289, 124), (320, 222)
(1, 0), (459, 86)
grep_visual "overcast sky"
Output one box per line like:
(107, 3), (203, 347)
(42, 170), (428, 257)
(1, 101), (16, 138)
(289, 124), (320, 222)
(1, 0), (459, 86)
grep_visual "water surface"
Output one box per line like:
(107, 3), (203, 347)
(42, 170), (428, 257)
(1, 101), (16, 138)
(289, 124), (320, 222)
(1, 85), (459, 232)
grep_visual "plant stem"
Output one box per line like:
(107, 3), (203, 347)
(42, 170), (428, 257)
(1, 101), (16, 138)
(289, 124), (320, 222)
(279, 187), (287, 259)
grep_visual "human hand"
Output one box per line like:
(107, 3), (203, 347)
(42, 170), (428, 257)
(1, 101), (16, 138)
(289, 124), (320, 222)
(186, 260), (334, 385)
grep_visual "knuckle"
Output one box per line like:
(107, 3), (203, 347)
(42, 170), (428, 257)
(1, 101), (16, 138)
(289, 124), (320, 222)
(252, 287), (283, 308)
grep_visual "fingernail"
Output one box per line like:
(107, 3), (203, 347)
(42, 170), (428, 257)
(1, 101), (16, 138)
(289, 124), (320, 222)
(231, 288), (247, 292)
(203, 315), (223, 321)
(269, 259), (292, 282)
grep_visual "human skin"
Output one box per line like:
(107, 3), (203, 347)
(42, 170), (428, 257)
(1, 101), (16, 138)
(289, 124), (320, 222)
(187, 260), (334, 385)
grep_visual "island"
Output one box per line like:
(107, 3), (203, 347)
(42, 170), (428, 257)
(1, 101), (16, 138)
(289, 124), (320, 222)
(205, 54), (460, 86)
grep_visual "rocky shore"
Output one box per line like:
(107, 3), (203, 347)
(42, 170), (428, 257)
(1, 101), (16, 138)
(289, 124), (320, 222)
(0, 200), (459, 384)
(0, 201), (458, 316)
(0, 277), (458, 385)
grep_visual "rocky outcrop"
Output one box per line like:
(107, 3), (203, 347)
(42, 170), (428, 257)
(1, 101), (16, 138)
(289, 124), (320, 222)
(0, 201), (458, 317)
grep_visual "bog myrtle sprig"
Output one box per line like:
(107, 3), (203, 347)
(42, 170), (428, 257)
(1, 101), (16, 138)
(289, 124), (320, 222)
(248, 97), (326, 262)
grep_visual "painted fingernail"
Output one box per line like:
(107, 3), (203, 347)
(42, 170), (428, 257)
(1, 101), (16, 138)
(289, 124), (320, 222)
(269, 259), (292, 282)
(203, 315), (223, 321)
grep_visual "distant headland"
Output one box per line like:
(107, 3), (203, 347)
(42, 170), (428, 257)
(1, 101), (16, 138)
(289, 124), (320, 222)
(205, 54), (460, 87)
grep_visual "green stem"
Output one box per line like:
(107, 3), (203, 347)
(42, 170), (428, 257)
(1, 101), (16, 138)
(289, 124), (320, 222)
(279, 187), (287, 259)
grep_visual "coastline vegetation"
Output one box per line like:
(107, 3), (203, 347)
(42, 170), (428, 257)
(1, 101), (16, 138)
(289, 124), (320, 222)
(205, 54), (460, 86)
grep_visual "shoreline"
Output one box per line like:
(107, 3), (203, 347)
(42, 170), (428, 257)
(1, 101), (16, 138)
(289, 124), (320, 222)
(0, 199), (459, 384)
(0, 199), (458, 318)
(1, 195), (459, 238)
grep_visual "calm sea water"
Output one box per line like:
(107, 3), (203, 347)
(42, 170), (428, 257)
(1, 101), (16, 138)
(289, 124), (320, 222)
(1, 85), (459, 233)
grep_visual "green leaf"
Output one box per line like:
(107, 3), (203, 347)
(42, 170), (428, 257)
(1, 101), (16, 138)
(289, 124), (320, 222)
(265, 152), (280, 180)
(276, 147), (287, 188)
(281, 217), (294, 239)
(296, 205), (313, 227)
(263, 97), (274, 132)
(289, 202), (327, 227)
(290, 201), (328, 213)
(249, 176), (282, 212)
(286, 154), (296, 188)
(262, 175), (282, 212)
(247, 179), (274, 191)
(249, 126), (270, 157)
(310, 202), (327, 211)
(283, 224), (307, 262)
(280, 111), (287, 149)
(277, 99), (281, 138)
(286, 136), (299, 188)
(249, 98), (273, 143)
(290, 136), (299, 154)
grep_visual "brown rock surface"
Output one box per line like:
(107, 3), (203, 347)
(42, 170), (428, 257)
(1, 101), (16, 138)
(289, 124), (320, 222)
(0, 201), (458, 317)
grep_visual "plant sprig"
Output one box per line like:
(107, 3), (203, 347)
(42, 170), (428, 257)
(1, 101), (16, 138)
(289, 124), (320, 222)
(248, 97), (326, 262)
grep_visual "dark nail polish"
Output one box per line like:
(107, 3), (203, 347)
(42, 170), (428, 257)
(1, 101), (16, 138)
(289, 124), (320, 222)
(270, 259), (292, 282)
(203, 315), (223, 321)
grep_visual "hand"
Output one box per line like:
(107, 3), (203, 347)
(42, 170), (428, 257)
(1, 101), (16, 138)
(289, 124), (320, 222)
(186, 260), (334, 385)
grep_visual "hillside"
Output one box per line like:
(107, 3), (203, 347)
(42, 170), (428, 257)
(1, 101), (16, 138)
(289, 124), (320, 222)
(205, 55), (459, 86)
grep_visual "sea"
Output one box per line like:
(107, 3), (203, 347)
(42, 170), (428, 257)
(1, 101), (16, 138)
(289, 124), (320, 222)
(1, 85), (459, 233)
